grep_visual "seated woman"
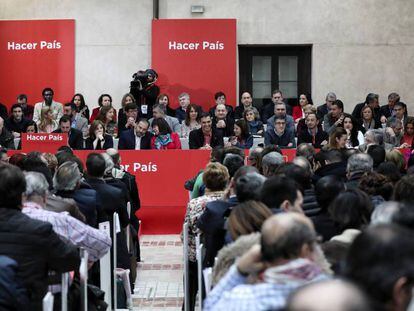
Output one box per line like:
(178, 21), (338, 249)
(71, 93), (90, 121)
(118, 93), (136, 131)
(180, 103), (202, 138)
(37, 107), (59, 133)
(360, 105), (380, 133)
(151, 118), (181, 150)
(227, 119), (253, 149)
(243, 107), (263, 136)
(324, 127), (348, 151)
(85, 120), (114, 150)
(156, 93), (176, 117)
(400, 117), (414, 148)
(293, 93), (313, 123)
(181, 162), (230, 310)
(24, 120), (38, 134)
(341, 114), (364, 148)
(95, 106), (118, 137)
(90, 93), (117, 123)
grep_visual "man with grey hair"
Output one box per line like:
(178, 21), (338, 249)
(266, 102), (295, 133)
(370, 201), (401, 225)
(54, 161), (100, 227)
(235, 172), (266, 202)
(317, 92), (337, 120)
(175, 92), (191, 123)
(22, 171), (111, 262)
(261, 151), (284, 177)
(346, 153), (373, 190)
(149, 103), (180, 132)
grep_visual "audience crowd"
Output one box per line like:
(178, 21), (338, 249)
(1, 86), (414, 310)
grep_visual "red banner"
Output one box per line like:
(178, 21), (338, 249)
(0, 20), (75, 109)
(21, 133), (68, 154)
(152, 19), (237, 111)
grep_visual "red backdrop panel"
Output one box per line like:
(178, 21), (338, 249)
(152, 19), (237, 111)
(0, 20), (75, 109)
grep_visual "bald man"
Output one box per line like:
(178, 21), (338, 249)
(204, 213), (327, 311)
(286, 280), (371, 311)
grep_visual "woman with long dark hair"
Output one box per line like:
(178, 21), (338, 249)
(71, 93), (90, 121)
(95, 106), (118, 137)
(227, 119), (253, 149)
(341, 114), (364, 147)
(151, 118), (181, 149)
(85, 120), (114, 150)
(180, 103), (201, 138)
(293, 93), (313, 122)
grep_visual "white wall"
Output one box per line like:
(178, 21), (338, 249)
(2, 0), (414, 112)
(0, 0), (153, 110)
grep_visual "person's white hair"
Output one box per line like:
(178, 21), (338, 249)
(101, 153), (114, 176)
(370, 201), (401, 225)
(53, 161), (81, 191)
(24, 171), (49, 198)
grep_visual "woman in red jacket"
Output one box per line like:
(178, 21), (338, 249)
(293, 93), (313, 123)
(151, 118), (182, 150)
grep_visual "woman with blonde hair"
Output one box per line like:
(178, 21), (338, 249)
(37, 106), (59, 133)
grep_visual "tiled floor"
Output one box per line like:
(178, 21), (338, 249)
(133, 235), (183, 311)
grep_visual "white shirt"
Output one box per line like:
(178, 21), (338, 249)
(135, 133), (142, 150)
(33, 100), (63, 124)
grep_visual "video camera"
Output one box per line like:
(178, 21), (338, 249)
(130, 69), (158, 91)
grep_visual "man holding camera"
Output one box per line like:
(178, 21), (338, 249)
(130, 69), (160, 119)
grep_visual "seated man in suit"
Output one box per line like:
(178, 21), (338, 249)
(264, 116), (296, 148)
(297, 112), (329, 148)
(52, 115), (84, 150)
(63, 102), (88, 138)
(189, 112), (224, 150)
(118, 103), (139, 133)
(208, 91), (234, 119)
(212, 103), (234, 137)
(118, 118), (152, 150)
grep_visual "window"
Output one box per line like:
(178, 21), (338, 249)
(239, 45), (311, 110)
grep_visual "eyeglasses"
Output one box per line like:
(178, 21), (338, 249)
(275, 122), (286, 125)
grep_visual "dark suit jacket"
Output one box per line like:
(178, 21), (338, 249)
(379, 104), (393, 119)
(84, 134), (114, 150)
(197, 196), (239, 267)
(85, 177), (129, 228)
(188, 128), (224, 149)
(212, 116), (235, 137)
(297, 129), (329, 148)
(118, 129), (152, 150)
(52, 128), (83, 150)
(316, 104), (329, 120)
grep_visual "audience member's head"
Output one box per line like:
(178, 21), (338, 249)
(366, 145), (386, 168)
(358, 172), (394, 201)
(261, 152), (284, 177)
(315, 176), (345, 211)
(345, 224), (414, 311)
(286, 279), (372, 311)
(370, 201), (401, 225)
(86, 153), (106, 178)
(261, 213), (317, 263)
(276, 163), (312, 190)
(202, 162), (229, 192)
(260, 176), (303, 213)
(347, 153), (373, 176)
(376, 161), (401, 184)
(393, 175), (414, 204)
(385, 149), (406, 173)
(296, 143), (316, 164)
(23, 171), (49, 204)
(42, 153), (58, 176)
(53, 161), (82, 192)
(101, 153), (114, 177)
(8, 153), (26, 170)
(222, 154), (244, 178)
(106, 148), (121, 166)
(228, 200), (272, 241)
(0, 164), (26, 208)
(329, 189), (372, 232)
(248, 146), (263, 168)
(235, 172), (266, 202)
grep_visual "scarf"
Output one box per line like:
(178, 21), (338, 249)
(263, 258), (322, 285)
(154, 134), (172, 150)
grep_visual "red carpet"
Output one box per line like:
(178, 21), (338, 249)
(137, 206), (186, 234)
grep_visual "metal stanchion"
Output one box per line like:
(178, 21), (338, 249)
(79, 248), (89, 311)
(61, 272), (69, 311)
(113, 213), (119, 310)
(126, 202), (131, 253)
(183, 222), (190, 311)
(196, 234), (203, 311)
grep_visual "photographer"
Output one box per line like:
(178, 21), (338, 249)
(130, 69), (160, 119)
